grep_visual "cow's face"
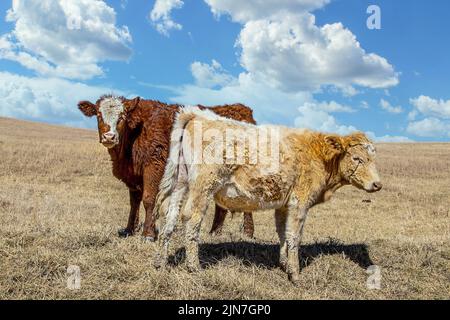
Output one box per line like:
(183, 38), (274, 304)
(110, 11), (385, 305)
(327, 133), (382, 193)
(78, 96), (139, 149)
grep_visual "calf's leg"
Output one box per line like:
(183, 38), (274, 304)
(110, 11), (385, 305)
(142, 164), (165, 242)
(154, 184), (188, 269)
(243, 212), (255, 238)
(209, 205), (227, 235)
(285, 207), (308, 285)
(275, 208), (288, 271)
(183, 198), (209, 271)
(183, 181), (219, 271)
(118, 188), (142, 238)
(210, 208), (255, 238)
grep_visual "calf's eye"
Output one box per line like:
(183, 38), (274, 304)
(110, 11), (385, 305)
(352, 156), (363, 163)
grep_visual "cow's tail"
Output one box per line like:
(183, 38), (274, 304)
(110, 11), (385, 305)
(153, 107), (199, 220)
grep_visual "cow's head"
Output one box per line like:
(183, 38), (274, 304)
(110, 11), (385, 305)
(78, 96), (140, 149)
(325, 132), (382, 193)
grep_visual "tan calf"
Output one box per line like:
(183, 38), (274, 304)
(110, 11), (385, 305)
(154, 107), (382, 285)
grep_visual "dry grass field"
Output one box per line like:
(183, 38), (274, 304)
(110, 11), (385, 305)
(0, 116), (449, 300)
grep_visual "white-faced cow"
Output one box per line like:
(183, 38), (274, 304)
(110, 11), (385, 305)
(78, 96), (256, 241)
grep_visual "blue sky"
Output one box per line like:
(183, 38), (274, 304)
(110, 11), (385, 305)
(1, 0), (449, 141)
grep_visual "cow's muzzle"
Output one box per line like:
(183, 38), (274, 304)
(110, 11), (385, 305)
(101, 132), (118, 148)
(366, 181), (383, 193)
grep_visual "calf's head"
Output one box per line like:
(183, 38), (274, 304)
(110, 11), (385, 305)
(78, 96), (140, 149)
(326, 132), (382, 193)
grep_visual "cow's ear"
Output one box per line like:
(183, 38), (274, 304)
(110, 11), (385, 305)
(124, 97), (140, 113)
(78, 101), (97, 117)
(125, 98), (142, 129)
(325, 135), (344, 153)
(346, 132), (368, 145)
(324, 135), (344, 161)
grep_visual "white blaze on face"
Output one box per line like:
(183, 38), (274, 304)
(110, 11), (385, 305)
(99, 97), (124, 140)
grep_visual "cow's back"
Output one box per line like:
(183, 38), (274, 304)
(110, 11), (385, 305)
(202, 104), (256, 124)
(129, 101), (180, 175)
(120, 101), (256, 182)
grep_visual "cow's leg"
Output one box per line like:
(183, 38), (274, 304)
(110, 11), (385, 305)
(154, 184), (188, 269)
(183, 182), (218, 272)
(142, 165), (165, 242)
(285, 207), (308, 285)
(183, 197), (208, 272)
(118, 188), (142, 238)
(210, 209), (255, 238)
(209, 205), (227, 235)
(243, 212), (254, 238)
(275, 207), (288, 271)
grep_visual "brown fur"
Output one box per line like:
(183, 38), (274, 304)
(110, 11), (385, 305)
(78, 96), (256, 240)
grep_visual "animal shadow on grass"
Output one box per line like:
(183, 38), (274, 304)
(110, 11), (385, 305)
(168, 238), (374, 271)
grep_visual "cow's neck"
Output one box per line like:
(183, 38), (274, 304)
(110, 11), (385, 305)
(319, 154), (346, 203)
(108, 146), (123, 163)
(107, 126), (134, 181)
(108, 136), (127, 163)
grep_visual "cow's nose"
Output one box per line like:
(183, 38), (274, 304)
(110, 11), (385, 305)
(372, 182), (383, 191)
(103, 132), (115, 141)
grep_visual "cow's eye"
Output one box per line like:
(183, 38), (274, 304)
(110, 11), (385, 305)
(352, 156), (364, 164)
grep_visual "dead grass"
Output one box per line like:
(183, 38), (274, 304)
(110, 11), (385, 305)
(0, 116), (449, 300)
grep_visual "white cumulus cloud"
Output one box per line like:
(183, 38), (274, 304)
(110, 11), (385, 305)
(406, 118), (449, 138)
(205, 0), (330, 22)
(366, 132), (413, 143)
(295, 103), (357, 135)
(380, 99), (403, 114)
(150, 0), (184, 36)
(236, 14), (398, 92)
(406, 96), (450, 138)
(191, 60), (237, 88)
(204, 0), (398, 92)
(0, 72), (125, 128)
(410, 95), (450, 119)
(0, 0), (132, 80)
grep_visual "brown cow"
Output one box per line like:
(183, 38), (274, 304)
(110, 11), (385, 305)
(154, 107), (382, 284)
(78, 95), (256, 241)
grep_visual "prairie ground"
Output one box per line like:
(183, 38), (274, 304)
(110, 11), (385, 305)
(0, 117), (449, 300)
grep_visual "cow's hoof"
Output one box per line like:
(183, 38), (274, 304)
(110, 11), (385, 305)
(142, 236), (156, 243)
(291, 280), (301, 287)
(279, 262), (288, 273)
(153, 255), (165, 269)
(288, 274), (301, 287)
(186, 262), (200, 273)
(142, 228), (159, 243)
(210, 228), (223, 237)
(118, 228), (133, 238)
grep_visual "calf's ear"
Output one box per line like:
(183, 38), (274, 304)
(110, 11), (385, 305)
(124, 97), (142, 129)
(78, 101), (97, 117)
(124, 97), (140, 113)
(324, 135), (345, 160)
(347, 132), (368, 145)
(325, 135), (344, 153)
